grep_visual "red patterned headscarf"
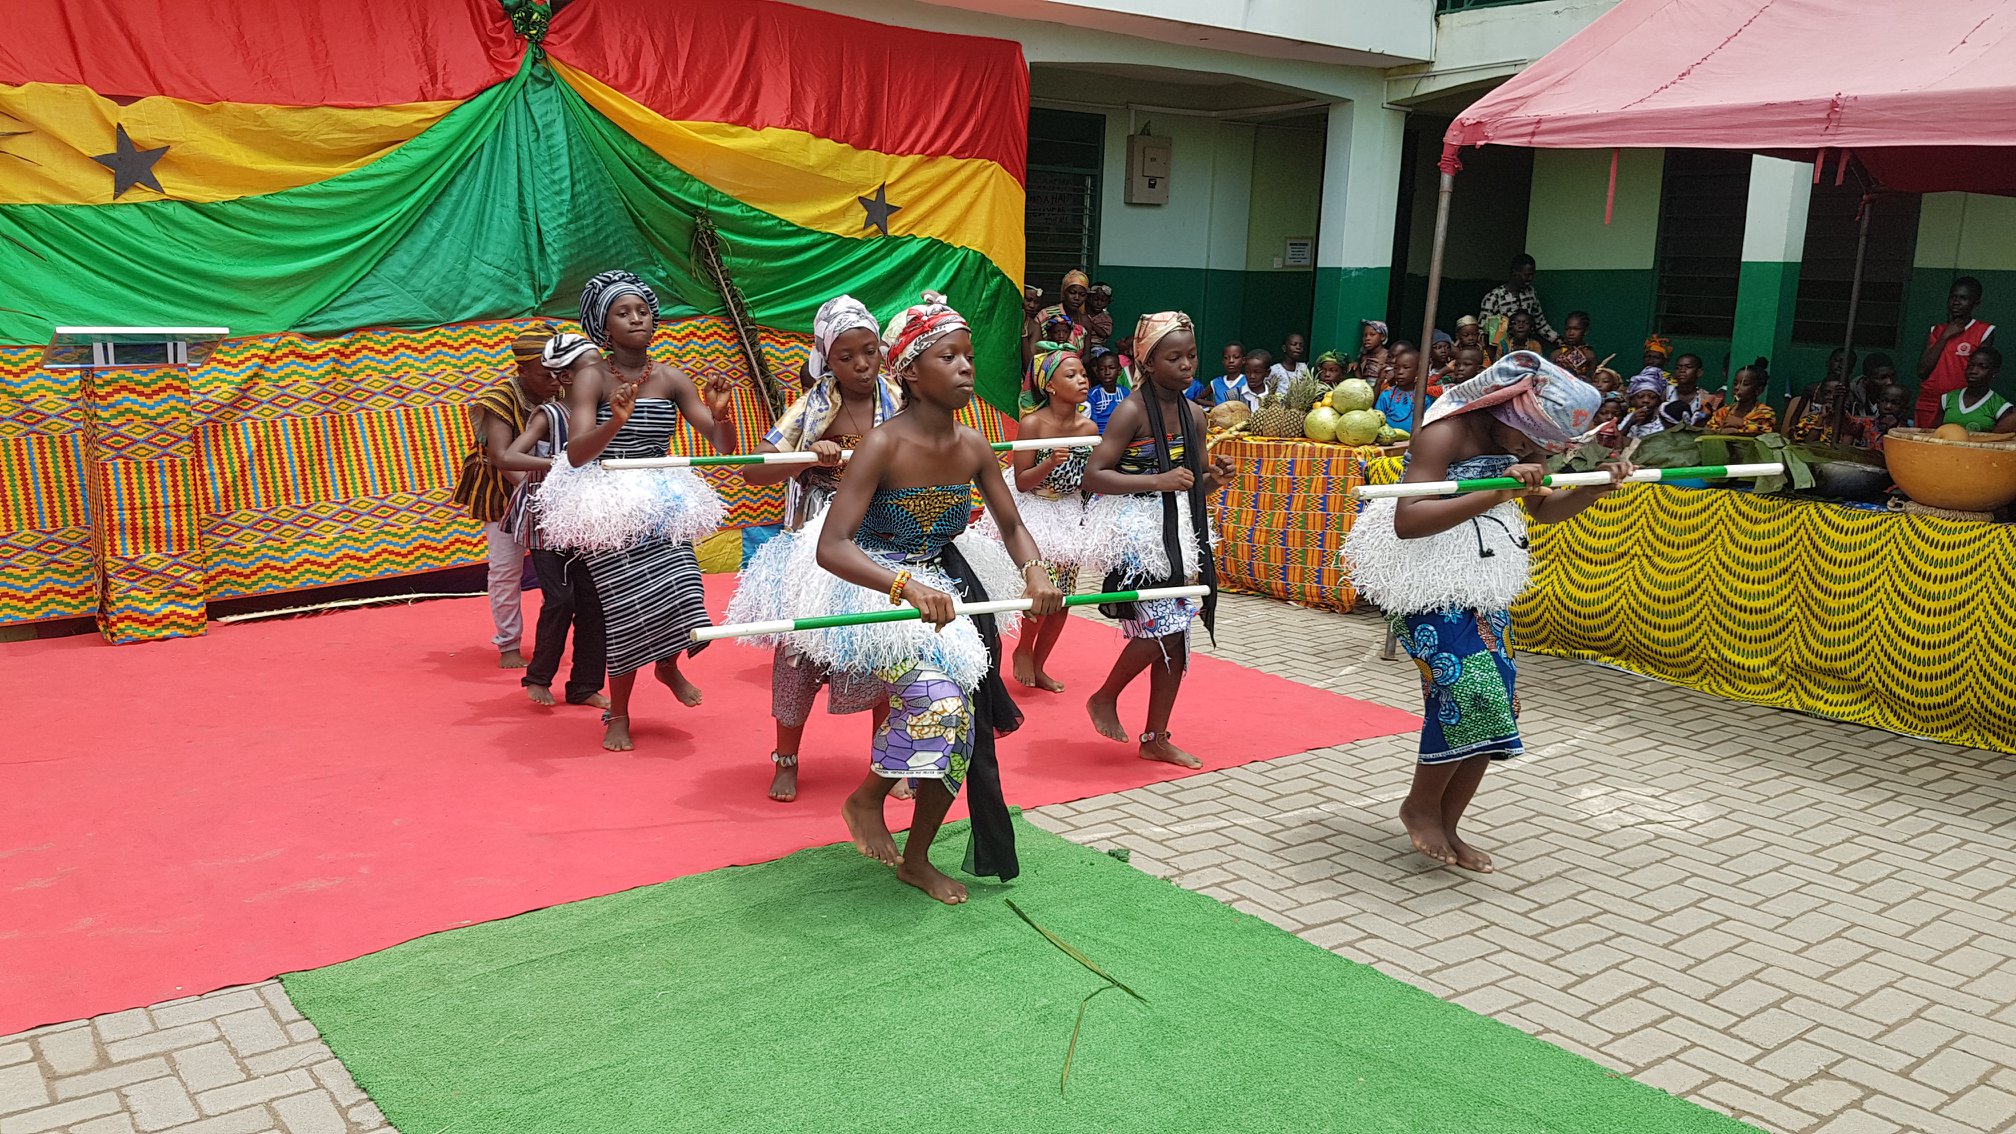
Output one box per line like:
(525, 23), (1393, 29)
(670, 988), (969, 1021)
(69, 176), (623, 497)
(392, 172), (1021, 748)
(883, 291), (968, 373)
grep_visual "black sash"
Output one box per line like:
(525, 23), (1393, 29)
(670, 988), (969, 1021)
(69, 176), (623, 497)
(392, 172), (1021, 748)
(1098, 387), (1216, 639)
(940, 540), (1023, 882)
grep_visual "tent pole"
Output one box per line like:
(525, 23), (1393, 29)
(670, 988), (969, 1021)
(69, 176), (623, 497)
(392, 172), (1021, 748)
(1829, 195), (1873, 443)
(1379, 166), (1456, 663)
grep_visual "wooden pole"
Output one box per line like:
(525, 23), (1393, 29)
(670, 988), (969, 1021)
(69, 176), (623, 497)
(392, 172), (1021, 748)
(1381, 167), (1456, 662)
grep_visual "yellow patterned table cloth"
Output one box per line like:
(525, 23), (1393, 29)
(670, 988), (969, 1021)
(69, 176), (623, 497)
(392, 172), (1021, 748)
(1210, 437), (1384, 613)
(1517, 484), (2016, 754)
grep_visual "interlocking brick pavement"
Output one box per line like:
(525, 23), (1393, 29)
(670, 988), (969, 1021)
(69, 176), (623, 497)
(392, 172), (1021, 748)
(0, 982), (386, 1134)
(1027, 593), (2016, 1134)
(5, 592), (2012, 1134)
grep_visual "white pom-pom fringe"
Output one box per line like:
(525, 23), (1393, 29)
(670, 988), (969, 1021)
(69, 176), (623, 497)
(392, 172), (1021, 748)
(969, 470), (1094, 568)
(1342, 498), (1531, 616)
(1081, 493), (1208, 581)
(533, 456), (725, 553)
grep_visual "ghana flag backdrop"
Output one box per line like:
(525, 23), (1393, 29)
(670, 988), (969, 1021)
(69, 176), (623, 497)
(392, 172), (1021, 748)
(0, 0), (1026, 642)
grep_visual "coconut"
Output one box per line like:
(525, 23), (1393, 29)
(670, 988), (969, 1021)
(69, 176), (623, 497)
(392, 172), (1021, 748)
(1338, 408), (1385, 446)
(1332, 378), (1375, 412)
(1304, 406), (1342, 442)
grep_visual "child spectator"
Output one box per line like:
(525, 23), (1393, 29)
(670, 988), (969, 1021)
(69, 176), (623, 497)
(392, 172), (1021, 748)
(1642, 333), (1673, 376)
(1850, 353), (1897, 416)
(1242, 350), (1275, 406)
(1086, 346), (1127, 432)
(1615, 369), (1668, 443)
(1426, 332), (1455, 383)
(1588, 395), (1627, 449)
(1314, 350), (1349, 387)
(1218, 341), (1247, 395)
(1447, 344), (1487, 387)
(1212, 349), (1260, 409)
(1454, 314), (1493, 361)
(1549, 311), (1598, 379)
(1352, 320), (1392, 381)
(1942, 345), (2009, 431)
(1085, 282), (1116, 347)
(1501, 310), (1544, 358)
(1373, 345), (1427, 433)
(1661, 353), (1720, 428)
(1591, 364), (1623, 402)
(1270, 332), (1313, 385)
(1707, 360), (1778, 435)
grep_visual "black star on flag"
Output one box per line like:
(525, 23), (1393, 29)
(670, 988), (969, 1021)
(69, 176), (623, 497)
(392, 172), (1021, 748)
(90, 124), (168, 199)
(856, 182), (902, 235)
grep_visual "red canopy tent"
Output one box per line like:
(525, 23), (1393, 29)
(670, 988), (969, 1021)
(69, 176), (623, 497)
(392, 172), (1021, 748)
(1410, 0), (2016, 419)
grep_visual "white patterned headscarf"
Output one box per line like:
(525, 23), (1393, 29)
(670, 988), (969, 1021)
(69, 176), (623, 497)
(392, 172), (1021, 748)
(882, 291), (968, 374)
(578, 270), (659, 348)
(766, 296), (899, 452)
(805, 295), (879, 384)
(540, 332), (599, 370)
(1423, 350), (1601, 452)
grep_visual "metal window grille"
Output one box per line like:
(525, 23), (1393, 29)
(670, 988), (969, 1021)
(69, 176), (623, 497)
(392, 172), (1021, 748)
(1654, 150), (1752, 340)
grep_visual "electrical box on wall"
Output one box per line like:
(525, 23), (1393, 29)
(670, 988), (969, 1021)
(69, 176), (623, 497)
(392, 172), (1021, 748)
(1125, 131), (1171, 205)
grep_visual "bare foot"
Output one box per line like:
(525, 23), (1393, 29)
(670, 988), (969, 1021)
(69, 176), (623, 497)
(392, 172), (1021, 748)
(897, 858), (969, 905)
(1138, 735), (1202, 769)
(654, 660), (703, 707)
(567, 692), (612, 709)
(1448, 832), (1494, 873)
(499, 649), (528, 670)
(602, 713), (633, 752)
(525, 684), (555, 707)
(1401, 804), (1456, 866)
(890, 779), (915, 802)
(1087, 693), (1127, 742)
(1032, 669), (1066, 693)
(768, 760), (798, 803)
(1012, 648), (1037, 687)
(841, 792), (902, 866)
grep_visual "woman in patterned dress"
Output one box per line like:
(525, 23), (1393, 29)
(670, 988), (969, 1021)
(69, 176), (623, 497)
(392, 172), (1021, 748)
(1000, 349), (1097, 692)
(726, 295), (902, 803)
(813, 293), (1063, 905)
(541, 270), (736, 752)
(1345, 351), (1627, 874)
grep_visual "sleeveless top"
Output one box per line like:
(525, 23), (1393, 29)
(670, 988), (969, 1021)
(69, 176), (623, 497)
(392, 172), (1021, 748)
(501, 401), (569, 549)
(1116, 430), (1185, 484)
(784, 432), (862, 532)
(597, 397), (679, 459)
(857, 484), (973, 566)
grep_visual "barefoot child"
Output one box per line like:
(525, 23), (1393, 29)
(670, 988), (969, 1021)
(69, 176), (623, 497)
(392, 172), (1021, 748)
(808, 293), (1064, 903)
(500, 333), (609, 709)
(1001, 350), (1097, 692)
(1345, 352), (1624, 872)
(533, 271), (736, 751)
(725, 296), (899, 802)
(1082, 312), (1236, 769)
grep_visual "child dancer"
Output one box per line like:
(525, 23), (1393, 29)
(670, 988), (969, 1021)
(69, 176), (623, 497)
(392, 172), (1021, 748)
(501, 332), (608, 708)
(799, 293), (1063, 903)
(726, 296), (900, 802)
(1082, 312), (1235, 769)
(998, 349), (1097, 692)
(1345, 352), (1623, 872)
(534, 271), (735, 752)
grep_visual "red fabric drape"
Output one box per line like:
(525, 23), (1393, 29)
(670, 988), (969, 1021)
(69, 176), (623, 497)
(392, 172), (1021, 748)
(545, 0), (1029, 183)
(1, 0), (522, 105)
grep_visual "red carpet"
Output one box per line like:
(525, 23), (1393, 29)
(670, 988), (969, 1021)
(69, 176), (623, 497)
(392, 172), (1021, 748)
(0, 577), (1416, 1032)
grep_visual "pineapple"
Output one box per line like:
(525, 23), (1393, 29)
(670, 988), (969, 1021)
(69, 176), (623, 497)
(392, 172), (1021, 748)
(1248, 391), (1303, 437)
(1286, 370), (1328, 414)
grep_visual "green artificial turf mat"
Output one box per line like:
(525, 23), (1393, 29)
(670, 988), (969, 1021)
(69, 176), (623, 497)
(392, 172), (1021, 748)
(283, 820), (1757, 1133)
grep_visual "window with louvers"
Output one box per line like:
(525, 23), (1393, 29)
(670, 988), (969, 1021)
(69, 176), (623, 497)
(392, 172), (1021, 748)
(1792, 175), (1920, 349)
(1025, 108), (1104, 294)
(1654, 150), (1752, 340)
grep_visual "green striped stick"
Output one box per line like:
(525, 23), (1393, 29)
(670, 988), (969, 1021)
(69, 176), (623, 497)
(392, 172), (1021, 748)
(691, 585), (1210, 643)
(605, 434), (1099, 471)
(1352, 462), (1783, 500)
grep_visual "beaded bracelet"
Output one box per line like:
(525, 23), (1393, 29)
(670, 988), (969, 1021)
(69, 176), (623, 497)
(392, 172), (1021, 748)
(888, 569), (912, 605)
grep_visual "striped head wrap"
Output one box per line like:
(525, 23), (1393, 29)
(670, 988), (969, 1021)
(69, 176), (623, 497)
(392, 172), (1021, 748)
(541, 332), (598, 370)
(883, 291), (968, 373)
(1423, 350), (1601, 453)
(579, 270), (659, 347)
(510, 330), (552, 362)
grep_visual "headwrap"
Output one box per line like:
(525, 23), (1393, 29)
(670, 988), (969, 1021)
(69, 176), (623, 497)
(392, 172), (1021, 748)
(1036, 304), (1086, 352)
(1455, 314), (1480, 329)
(1361, 319), (1389, 341)
(1626, 367), (1667, 399)
(579, 269), (659, 347)
(541, 332), (598, 371)
(510, 330), (552, 362)
(1022, 349), (1091, 417)
(1130, 311), (1194, 382)
(1023, 283), (1042, 302)
(1061, 268), (1090, 291)
(1643, 333), (1674, 358)
(1089, 282), (1114, 300)
(805, 295), (880, 384)
(883, 291), (968, 374)
(1422, 350), (1601, 452)
(1314, 349), (1345, 371)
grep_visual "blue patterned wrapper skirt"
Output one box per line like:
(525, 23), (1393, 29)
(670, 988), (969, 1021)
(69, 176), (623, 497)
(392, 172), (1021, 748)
(1391, 607), (1523, 765)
